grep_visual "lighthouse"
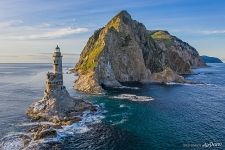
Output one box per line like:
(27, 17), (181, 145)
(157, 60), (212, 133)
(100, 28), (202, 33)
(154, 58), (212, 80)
(45, 45), (65, 93)
(53, 45), (63, 74)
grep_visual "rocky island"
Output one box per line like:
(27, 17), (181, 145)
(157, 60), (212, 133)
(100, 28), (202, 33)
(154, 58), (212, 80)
(27, 45), (95, 125)
(74, 10), (206, 94)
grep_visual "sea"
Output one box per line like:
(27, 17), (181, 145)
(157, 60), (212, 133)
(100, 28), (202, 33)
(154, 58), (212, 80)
(0, 63), (225, 150)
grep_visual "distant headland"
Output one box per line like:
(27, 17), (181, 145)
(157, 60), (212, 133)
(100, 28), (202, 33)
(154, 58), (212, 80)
(201, 55), (223, 63)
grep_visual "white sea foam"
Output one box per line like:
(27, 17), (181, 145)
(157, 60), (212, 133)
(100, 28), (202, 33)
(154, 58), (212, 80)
(0, 138), (24, 150)
(0, 133), (28, 150)
(119, 104), (126, 108)
(59, 122), (91, 135)
(165, 82), (212, 86)
(112, 94), (154, 101)
(119, 104), (131, 109)
(1, 106), (105, 149)
(0, 66), (28, 69)
(0, 72), (14, 74)
(57, 109), (105, 137)
(111, 113), (121, 117)
(117, 86), (140, 90)
(112, 118), (127, 126)
(18, 121), (55, 127)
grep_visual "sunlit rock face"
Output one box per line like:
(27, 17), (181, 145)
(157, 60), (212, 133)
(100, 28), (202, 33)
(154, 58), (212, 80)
(74, 10), (205, 94)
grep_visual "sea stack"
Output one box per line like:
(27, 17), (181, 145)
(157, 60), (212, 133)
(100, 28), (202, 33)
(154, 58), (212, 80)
(74, 10), (206, 94)
(27, 45), (94, 125)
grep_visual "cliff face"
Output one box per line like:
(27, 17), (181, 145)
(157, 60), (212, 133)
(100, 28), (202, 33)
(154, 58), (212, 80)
(74, 10), (205, 94)
(75, 11), (154, 93)
(150, 30), (206, 74)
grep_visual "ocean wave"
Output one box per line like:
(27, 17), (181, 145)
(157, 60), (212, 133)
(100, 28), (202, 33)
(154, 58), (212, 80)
(112, 94), (154, 101)
(18, 121), (55, 127)
(111, 111), (130, 118)
(0, 106), (105, 149)
(117, 86), (140, 90)
(111, 118), (127, 126)
(165, 82), (213, 86)
(165, 82), (191, 85)
(0, 132), (29, 150)
(0, 66), (28, 69)
(119, 104), (128, 108)
(58, 109), (105, 137)
(0, 72), (14, 75)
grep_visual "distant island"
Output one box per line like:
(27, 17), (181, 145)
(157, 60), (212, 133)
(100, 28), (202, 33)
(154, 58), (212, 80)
(201, 55), (223, 63)
(74, 10), (206, 94)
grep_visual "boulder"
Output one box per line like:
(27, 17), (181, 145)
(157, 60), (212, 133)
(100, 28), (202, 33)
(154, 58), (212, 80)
(32, 126), (57, 140)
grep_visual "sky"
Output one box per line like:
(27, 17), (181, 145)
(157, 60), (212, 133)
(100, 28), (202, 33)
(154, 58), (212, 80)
(0, 0), (225, 63)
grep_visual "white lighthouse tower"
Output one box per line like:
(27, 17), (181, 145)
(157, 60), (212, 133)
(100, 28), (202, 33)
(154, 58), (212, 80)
(53, 45), (63, 74)
(45, 45), (65, 93)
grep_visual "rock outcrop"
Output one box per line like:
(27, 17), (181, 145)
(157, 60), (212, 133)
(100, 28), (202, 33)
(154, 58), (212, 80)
(27, 88), (94, 125)
(74, 10), (206, 94)
(150, 30), (206, 74)
(150, 67), (185, 83)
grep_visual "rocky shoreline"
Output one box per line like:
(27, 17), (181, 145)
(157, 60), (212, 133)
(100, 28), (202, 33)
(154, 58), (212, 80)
(0, 107), (103, 150)
(25, 88), (97, 146)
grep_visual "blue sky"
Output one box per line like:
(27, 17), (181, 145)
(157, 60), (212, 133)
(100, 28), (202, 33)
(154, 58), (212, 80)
(0, 0), (225, 63)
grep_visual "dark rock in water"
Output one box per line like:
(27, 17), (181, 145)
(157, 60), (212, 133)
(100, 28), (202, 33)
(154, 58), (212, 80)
(20, 135), (32, 147)
(74, 10), (205, 94)
(150, 67), (185, 83)
(32, 125), (57, 140)
(0, 134), (28, 150)
(24, 140), (62, 150)
(201, 55), (223, 63)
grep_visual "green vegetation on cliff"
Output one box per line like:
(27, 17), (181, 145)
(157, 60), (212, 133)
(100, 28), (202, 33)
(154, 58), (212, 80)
(76, 13), (125, 74)
(78, 40), (105, 73)
(76, 28), (105, 73)
(150, 30), (173, 46)
(74, 10), (206, 94)
(151, 31), (171, 40)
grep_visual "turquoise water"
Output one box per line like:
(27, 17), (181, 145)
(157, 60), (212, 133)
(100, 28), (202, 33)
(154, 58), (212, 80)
(0, 63), (225, 149)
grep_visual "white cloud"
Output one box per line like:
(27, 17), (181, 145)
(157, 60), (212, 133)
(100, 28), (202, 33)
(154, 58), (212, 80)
(0, 20), (89, 40)
(170, 28), (225, 35)
(0, 20), (23, 28)
(5, 27), (89, 40)
(0, 53), (80, 63)
(199, 30), (225, 35)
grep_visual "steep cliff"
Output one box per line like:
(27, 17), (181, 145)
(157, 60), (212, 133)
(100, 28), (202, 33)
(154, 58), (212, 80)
(150, 30), (206, 74)
(74, 10), (205, 94)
